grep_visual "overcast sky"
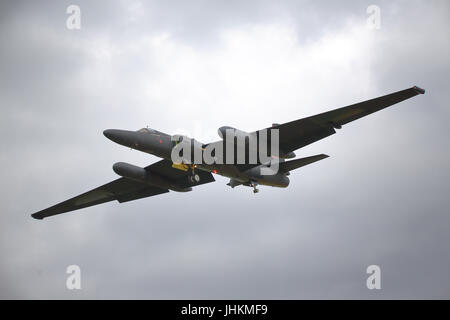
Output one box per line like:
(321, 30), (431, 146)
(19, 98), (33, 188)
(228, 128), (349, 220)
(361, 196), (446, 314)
(1, 0), (449, 299)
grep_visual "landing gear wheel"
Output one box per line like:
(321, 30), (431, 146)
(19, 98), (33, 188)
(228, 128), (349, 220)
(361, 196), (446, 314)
(189, 175), (200, 184)
(189, 165), (200, 184)
(251, 182), (259, 194)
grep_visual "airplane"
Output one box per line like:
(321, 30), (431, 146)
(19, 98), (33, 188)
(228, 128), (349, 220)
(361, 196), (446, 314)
(31, 86), (425, 219)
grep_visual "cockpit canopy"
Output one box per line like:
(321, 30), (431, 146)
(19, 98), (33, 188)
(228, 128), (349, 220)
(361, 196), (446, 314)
(137, 127), (161, 135)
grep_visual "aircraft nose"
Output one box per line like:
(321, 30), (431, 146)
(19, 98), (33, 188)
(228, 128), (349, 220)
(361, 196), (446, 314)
(103, 129), (137, 147)
(103, 129), (119, 140)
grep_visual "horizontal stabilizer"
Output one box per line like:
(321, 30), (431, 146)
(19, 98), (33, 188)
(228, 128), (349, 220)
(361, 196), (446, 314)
(280, 154), (329, 172)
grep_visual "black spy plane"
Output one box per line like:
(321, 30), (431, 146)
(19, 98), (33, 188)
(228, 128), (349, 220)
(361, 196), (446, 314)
(31, 86), (425, 219)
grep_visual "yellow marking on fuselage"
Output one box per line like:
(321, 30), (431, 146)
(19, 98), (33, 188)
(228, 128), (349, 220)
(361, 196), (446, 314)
(172, 163), (189, 171)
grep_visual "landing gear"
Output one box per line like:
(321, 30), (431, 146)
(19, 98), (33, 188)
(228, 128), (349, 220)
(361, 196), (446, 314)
(189, 174), (200, 184)
(189, 165), (200, 184)
(250, 182), (259, 194)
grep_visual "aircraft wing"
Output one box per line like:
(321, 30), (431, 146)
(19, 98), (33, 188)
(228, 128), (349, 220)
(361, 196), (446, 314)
(269, 86), (425, 154)
(31, 159), (215, 219)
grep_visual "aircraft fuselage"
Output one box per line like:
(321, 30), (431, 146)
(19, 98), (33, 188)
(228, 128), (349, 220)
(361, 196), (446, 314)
(103, 128), (289, 189)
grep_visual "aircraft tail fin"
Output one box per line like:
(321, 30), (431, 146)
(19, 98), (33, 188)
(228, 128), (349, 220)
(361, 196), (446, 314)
(279, 154), (329, 172)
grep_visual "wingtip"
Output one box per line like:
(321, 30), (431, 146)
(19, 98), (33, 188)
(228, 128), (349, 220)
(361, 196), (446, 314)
(413, 86), (425, 94)
(31, 213), (43, 220)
